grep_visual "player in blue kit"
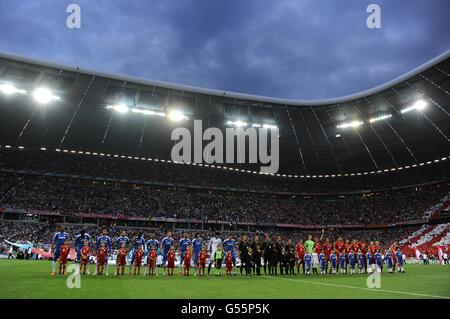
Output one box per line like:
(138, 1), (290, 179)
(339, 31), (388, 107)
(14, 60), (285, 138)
(339, 251), (347, 274)
(74, 230), (90, 263)
(319, 249), (327, 275)
(143, 233), (159, 276)
(51, 225), (70, 276)
(366, 250), (373, 274)
(375, 250), (383, 273)
(192, 233), (203, 276)
(146, 233), (159, 255)
(129, 233), (146, 274)
(222, 234), (236, 275)
(385, 250), (394, 273)
(161, 231), (174, 275)
(115, 231), (130, 276)
(304, 253), (312, 275)
(96, 228), (112, 275)
(115, 231), (130, 250)
(357, 249), (365, 274)
(330, 250), (338, 274)
(179, 232), (191, 275)
(348, 251), (356, 274)
(395, 247), (405, 273)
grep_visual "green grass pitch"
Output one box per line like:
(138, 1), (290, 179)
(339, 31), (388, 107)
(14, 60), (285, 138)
(0, 260), (449, 299)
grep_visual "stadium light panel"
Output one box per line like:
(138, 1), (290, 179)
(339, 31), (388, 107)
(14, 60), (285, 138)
(400, 99), (427, 113)
(131, 108), (165, 117)
(33, 88), (59, 104)
(168, 110), (187, 122)
(369, 114), (392, 123)
(262, 124), (278, 129)
(226, 120), (248, 127)
(106, 104), (129, 113)
(0, 84), (26, 95)
(337, 120), (363, 129)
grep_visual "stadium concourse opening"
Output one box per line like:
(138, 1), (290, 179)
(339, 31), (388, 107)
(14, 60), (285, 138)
(0, 51), (449, 300)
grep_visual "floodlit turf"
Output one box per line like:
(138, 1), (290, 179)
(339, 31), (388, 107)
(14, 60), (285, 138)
(0, 260), (449, 299)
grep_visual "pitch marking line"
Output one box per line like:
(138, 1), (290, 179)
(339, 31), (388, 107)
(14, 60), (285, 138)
(265, 276), (450, 299)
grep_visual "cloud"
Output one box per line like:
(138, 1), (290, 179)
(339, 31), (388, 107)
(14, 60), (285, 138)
(0, 0), (448, 100)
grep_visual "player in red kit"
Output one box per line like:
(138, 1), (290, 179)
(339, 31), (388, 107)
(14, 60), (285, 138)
(225, 250), (233, 276)
(96, 242), (107, 275)
(351, 239), (359, 256)
(147, 245), (158, 276)
(167, 245), (176, 276)
(314, 229), (324, 255)
(116, 243), (128, 276)
(390, 240), (399, 269)
(80, 240), (90, 275)
(59, 240), (71, 275)
(344, 239), (352, 255)
(183, 246), (192, 276)
(198, 246), (208, 276)
(295, 239), (305, 274)
(133, 245), (144, 275)
(359, 240), (367, 255)
(323, 238), (333, 272)
(369, 240), (377, 256)
(334, 237), (344, 254)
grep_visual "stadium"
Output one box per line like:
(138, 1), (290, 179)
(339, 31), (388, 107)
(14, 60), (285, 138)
(0, 47), (449, 299)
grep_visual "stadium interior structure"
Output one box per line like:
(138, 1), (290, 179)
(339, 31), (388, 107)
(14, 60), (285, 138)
(0, 50), (450, 258)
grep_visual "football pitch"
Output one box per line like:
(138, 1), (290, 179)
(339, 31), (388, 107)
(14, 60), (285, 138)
(0, 260), (449, 299)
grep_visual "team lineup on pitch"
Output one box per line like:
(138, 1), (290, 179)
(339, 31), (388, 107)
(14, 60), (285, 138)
(52, 226), (409, 278)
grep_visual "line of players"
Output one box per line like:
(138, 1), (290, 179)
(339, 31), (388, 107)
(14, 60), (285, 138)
(51, 226), (405, 276)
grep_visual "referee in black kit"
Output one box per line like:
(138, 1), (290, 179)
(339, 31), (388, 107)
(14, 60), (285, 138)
(238, 235), (250, 275)
(262, 235), (273, 275)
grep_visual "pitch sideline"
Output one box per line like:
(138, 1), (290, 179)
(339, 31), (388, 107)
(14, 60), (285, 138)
(265, 275), (450, 299)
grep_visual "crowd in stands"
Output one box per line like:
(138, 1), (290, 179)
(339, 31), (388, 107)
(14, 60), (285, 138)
(1, 148), (449, 194)
(1, 172), (448, 225)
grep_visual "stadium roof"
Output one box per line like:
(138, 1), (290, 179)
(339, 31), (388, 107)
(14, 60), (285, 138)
(0, 50), (449, 175)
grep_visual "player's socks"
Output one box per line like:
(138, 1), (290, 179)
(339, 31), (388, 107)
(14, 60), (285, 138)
(52, 261), (57, 274)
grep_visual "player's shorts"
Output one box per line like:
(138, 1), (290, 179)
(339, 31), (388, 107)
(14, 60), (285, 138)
(168, 260), (175, 268)
(194, 251), (200, 264)
(117, 256), (126, 266)
(180, 252), (186, 265)
(162, 253), (168, 264)
(53, 249), (61, 262)
(148, 260), (156, 269)
(184, 260), (191, 269)
(199, 260), (206, 268)
(59, 257), (68, 264)
(97, 258), (106, 265)
(81, 257), (89, 265)
(134, 258), (143, 266)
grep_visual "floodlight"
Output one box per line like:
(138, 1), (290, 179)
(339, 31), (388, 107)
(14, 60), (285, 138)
(401, 99), (427, 113)
(33, 88), (59, 104)
(0, 84), (25, 95)
(369, 114), (392, 123)
(337, 120), (363, 129)
(107, 104), (129, 113)
(168, 110), (187, 122)
(414, 100), (427, 111)
(234, 120), (247, 127)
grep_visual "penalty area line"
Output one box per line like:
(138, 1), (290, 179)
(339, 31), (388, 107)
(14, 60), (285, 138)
(264, 276), (450, 299)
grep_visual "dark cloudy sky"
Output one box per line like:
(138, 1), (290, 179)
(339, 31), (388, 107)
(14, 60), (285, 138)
(0, 0), (449, 100)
